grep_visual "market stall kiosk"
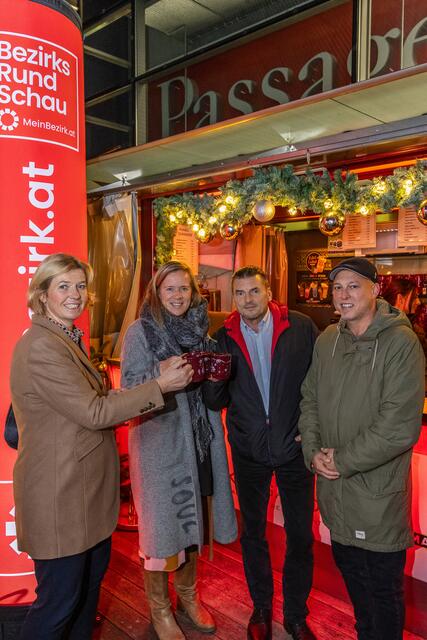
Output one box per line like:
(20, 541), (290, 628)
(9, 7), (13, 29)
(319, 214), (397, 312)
(84, 2), (427, 627)
(89, 148), (427, 635)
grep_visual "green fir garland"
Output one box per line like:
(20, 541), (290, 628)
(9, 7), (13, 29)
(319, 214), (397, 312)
(153, 160), (427, 265)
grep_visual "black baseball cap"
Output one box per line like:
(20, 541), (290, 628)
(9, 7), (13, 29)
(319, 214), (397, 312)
(329, 257), (378, 283)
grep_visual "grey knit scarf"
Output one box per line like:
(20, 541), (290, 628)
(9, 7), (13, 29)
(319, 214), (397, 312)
(140, 299), (214, 461)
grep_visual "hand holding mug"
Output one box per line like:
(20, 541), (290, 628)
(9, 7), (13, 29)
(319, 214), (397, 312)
(156, 357), (193, 393)
(159, 355), (185, 375)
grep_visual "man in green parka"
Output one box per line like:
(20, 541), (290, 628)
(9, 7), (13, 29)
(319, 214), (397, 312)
(299, 257), (425, 640)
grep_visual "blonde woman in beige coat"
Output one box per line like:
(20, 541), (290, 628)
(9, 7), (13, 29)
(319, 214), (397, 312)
(10, 253), (193, 640)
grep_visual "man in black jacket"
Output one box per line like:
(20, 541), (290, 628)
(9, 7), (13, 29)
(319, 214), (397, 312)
(204, 266), (318, 640)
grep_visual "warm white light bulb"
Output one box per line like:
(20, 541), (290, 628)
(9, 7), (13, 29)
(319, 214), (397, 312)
(374, 181), (386, 195)
(403, 179), (413, 196)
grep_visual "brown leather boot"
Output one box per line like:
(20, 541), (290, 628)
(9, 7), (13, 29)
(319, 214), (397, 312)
(174, 550), (216, 634)
(143, 569), (185, 640)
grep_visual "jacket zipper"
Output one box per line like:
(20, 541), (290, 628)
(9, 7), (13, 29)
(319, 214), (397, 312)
(266, 416), (273, 465)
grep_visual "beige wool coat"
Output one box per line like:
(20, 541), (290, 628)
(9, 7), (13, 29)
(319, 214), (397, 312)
(10, 315), (164, 560)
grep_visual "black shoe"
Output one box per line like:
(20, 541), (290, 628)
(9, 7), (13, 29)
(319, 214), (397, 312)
(284, 619), (316, 640)
(247, 608), (272, 640)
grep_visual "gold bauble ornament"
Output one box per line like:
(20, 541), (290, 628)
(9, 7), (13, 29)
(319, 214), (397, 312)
(416, 199), (427, 226)
(252, 199), (275, 222)
(319, 211), (346, 236)
(219, 221), (242, 240)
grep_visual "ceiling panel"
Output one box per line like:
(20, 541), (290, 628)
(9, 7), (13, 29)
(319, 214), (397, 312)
(145, 0), (306, 36)
(86, 68), (427, 191)
(334, 72), (427, 123)
(145, 0), (221, 34)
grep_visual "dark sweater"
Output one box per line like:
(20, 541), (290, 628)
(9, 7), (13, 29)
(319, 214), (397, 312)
(203, 302), (318, 466)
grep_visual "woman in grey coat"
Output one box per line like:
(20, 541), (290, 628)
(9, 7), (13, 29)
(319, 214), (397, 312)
(121, 260), (237, 640)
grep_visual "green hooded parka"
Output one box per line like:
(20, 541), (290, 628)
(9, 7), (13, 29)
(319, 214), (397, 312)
(299, 299), (425, 552)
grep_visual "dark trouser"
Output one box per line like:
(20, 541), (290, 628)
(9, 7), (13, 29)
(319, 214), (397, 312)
(20, 537), (111, 640)
(331, 541), (406, 640)
(232, 450), (314, 623)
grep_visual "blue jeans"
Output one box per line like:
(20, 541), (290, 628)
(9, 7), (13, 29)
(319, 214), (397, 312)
(20, 537), (111, 640)
(232, 450), (314, 623)
(332, 541), (406, 640)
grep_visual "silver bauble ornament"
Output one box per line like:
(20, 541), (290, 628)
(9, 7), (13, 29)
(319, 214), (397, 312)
(416, 199), (427, 226)
(219, 221), (242, 240)
(252, 199), (275, 222)
(319, 211), (346, 236)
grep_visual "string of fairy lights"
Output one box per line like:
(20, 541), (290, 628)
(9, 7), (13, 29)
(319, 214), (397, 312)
(153, 161), (427, 265)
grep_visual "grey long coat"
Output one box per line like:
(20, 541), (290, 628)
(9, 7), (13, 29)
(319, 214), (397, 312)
(121, 319), (237, 558)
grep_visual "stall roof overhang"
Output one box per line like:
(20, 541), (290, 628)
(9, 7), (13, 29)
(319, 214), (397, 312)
(86, 64), (427, 195)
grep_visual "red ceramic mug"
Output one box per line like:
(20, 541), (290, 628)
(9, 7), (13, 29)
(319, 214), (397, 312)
(208, 353), (232, 380)
(183, 352), (207, 382)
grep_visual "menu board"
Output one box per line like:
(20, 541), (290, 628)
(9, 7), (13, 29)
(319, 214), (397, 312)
(397, 206), (427, 246)
(341, 214), (377, 249)
(173, 225), (199, 273)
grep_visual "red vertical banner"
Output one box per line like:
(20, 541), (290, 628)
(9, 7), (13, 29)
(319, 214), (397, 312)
(0, 0), (86, 605)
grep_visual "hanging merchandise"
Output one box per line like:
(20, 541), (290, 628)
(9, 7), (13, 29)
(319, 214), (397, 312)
(318, 211), (346, 236)
(417, 199), (427, 226)
(252, 200), (276, 222)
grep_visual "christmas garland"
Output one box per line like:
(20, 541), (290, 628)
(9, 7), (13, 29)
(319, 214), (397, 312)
(153, 160), (427, 265)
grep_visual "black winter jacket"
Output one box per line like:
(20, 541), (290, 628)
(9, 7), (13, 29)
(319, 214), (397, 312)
(203, 301), (318, 466)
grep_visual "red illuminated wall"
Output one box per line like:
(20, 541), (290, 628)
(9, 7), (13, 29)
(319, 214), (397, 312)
(0, 0), (86, 605)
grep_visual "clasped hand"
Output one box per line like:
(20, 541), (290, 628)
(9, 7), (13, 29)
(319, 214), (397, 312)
(311, 448), (340, 480)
